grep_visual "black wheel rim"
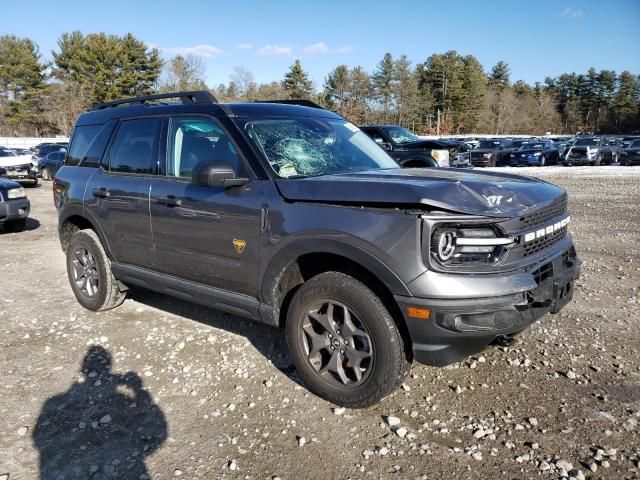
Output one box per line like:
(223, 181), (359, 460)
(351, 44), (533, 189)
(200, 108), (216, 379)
(301, 300), (373, 388)
(71, 247), (99, 298)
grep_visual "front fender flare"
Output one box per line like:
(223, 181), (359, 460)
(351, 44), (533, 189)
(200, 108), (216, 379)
(260, 237), (412, 306)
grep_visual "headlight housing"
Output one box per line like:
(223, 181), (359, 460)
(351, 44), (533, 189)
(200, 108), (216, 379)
(430, 224), (514, 268)
(7, 187), (26, 199)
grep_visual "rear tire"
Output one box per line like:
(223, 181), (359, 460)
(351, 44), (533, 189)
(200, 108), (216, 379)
(3, 219), (26, 233)
(285, 271), (410, 408)
(66, 229), (126, 311)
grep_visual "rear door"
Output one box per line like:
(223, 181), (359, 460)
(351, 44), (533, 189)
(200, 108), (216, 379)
(149, 115), (263, 296)
(85, 117), (163, 266)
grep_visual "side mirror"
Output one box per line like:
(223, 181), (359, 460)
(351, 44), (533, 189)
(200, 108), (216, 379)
(192, 161), (249, 188)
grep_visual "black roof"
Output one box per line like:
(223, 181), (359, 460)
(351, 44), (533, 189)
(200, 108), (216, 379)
(76, 91), (340, 126)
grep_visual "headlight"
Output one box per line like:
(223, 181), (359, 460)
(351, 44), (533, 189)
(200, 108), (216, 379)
(532, 152), (541, 156)
(510, 154), (515, 158)
(483, 153), (492, 158)
(7, 187), (26, 199)
(430, 225), (514, 267)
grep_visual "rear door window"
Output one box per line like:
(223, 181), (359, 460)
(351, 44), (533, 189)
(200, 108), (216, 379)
(107, 118), (162, 175)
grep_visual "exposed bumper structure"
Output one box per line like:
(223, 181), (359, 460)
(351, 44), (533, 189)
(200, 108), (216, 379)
(396, 245), (581, 366)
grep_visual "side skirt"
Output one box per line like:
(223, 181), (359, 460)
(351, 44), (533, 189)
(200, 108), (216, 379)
(111, 263), (277, 326)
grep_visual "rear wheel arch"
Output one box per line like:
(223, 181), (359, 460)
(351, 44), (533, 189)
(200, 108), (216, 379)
(59, 211), (111, 257)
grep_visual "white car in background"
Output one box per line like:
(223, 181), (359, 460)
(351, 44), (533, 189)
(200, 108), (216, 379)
(0, 149), (39, 187)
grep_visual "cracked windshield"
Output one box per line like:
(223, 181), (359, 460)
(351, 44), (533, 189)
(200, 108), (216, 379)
(243, 117), (398, 178)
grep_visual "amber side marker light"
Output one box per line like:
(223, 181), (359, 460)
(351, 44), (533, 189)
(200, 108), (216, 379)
(406, 306), (430, 320)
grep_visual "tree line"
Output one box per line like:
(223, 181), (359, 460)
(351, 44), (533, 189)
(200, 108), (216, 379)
(1, 32), (638, 137)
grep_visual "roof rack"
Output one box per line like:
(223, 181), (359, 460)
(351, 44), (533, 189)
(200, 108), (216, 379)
(91, 90), (217, 111)
(255, 99), (325, 110)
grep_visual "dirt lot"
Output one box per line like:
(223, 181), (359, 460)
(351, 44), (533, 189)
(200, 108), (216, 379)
(1, 166), (639, 480)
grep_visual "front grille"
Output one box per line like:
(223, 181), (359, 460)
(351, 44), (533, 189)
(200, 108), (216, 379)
(523, 226), (568, 257)
(519, 198), (567, 229)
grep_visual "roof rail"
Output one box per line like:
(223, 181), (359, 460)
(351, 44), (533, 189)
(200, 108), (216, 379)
(91, 90), (217, 111)
(255, 99), (325, 110)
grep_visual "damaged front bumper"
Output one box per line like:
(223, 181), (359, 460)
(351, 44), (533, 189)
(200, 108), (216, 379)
(395, 245), (581, 366)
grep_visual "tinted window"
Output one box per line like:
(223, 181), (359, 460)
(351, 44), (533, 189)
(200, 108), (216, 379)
(108, 118), (162, 174)
(168, 116), (241, 178)
(67, 126), (101, 166)
(363, 129), (386, 144)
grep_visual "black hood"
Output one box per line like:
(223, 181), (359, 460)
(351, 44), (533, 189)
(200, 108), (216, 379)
(276, 168), (566, 217)
(0, 176), (21, 191)
(400, 140), (450, 151)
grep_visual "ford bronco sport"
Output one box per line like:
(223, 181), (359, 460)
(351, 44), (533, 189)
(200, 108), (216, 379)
(55, 91), (581, 407)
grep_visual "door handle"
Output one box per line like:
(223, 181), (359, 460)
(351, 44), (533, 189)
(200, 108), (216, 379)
(157, 195), (182, 207)
(92, 188), (111, 198)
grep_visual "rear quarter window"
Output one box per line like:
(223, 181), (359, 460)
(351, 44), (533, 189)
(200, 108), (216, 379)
(66, 125), (102, 166)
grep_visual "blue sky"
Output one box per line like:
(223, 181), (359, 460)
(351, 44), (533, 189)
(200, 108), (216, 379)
(3, 0), (639, 88)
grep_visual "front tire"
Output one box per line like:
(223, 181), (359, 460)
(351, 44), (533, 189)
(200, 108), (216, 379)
(66, 229), (126, 311)
(285, 271), (410, 408)
(3, 219), (26, 233)
(41, 167), (51, 181)
(539, 155), (546, 167)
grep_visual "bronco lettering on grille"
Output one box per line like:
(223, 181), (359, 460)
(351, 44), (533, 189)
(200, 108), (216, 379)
(522, 216), (570, 243)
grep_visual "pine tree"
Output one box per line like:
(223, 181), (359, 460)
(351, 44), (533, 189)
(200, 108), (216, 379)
(372, 53), (395, 122)
(282, 60), (313, 99)
(488, 61), (510, 90)
(0, 35), (50, 135)
(613, 71), (640, 132)
(52, 31), (163, 104)
(323, 64), (350, 110)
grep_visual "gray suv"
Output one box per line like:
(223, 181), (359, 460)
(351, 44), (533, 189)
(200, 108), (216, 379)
(54, 91), (581, 407)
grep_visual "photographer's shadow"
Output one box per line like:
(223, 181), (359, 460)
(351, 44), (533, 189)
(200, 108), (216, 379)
(32, 346), (167, 480)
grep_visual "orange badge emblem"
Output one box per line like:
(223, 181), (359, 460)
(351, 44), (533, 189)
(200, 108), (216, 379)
(233, 239), (246, 253)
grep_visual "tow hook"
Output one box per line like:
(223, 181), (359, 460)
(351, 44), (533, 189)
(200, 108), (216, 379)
(492, 334), (516, 348)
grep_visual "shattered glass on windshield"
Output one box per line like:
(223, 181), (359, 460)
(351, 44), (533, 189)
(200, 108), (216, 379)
(244, 118), (397, 178)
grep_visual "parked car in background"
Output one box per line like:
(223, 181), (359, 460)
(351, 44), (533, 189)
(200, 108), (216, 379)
(551, 139), (572, 160)
(33, 143), (67, 159)
(469, 138), (512, 167)
(0, 176), (30, 233)
(39, 150), (67, 180)
(621, 139), (640, 166)
(0, 149), (39, 186)
(360, 125), (451, 167)
(620, 136), (640, 149)
(599, 137), (624, 164)
(449, 141), (472, 167)
(510, 140), (560, 166)
(563, 137), (602, 166)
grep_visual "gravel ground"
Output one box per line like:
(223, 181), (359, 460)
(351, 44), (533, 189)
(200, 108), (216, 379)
(1, 167), (639, 480)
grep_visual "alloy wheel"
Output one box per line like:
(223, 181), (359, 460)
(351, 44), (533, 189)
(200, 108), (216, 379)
(71, 247), (99, 297)
(301, 300), (373, 388)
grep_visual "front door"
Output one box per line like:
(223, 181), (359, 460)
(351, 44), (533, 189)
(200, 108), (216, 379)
(85, 117), (163, 266)
(149, 115), (263, 297)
